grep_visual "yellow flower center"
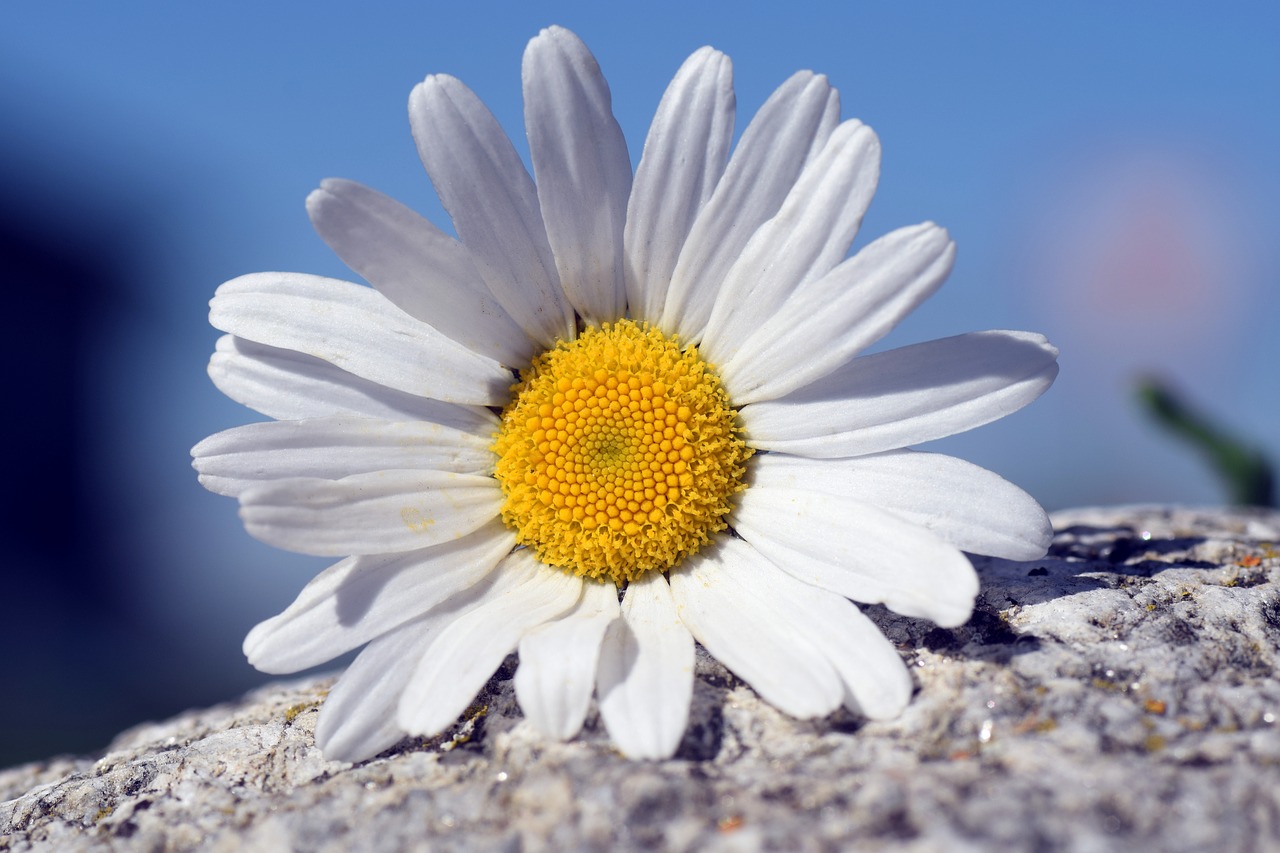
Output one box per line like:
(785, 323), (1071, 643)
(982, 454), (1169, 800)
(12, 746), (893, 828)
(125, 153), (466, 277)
(492, 320), (751, 585)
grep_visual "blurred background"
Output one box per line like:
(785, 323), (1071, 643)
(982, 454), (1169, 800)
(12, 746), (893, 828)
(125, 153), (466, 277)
(2, 1), (1277, 767)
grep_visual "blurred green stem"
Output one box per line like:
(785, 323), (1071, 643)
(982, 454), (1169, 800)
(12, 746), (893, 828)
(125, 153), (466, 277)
(1136, 378), (1275, 508)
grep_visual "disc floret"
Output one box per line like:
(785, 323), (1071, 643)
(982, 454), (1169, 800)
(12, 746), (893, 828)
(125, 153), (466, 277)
(493, 320), (751, 584)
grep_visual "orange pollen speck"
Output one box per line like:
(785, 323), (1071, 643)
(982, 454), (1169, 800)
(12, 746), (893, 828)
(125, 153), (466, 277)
(492, 319), (751, 584)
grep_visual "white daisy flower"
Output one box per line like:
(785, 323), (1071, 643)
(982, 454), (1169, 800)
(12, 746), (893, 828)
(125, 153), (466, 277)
(193, 26), (1058, 762)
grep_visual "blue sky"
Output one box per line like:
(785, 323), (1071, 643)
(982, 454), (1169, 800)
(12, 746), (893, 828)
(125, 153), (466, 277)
(2, 1), (1278, 763)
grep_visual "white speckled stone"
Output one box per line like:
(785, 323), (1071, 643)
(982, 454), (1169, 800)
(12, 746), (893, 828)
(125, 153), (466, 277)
(4, 507), (1280, 851)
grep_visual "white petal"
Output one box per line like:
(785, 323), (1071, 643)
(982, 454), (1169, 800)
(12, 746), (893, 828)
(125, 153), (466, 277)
(208, 335), (499, 430)
(733, 485), (979, 627)
(807, 87), (842, 166)
(740, 331), (1060, 457)
(751, 451), (1052, 561)
(669, 541), (844, 718)
(243, 521), (515, 674)
(239, 470), (501, 556)
(701, 120), (881, 367)
(596, 573), (694, 760)
(209, 273), (511, 406)
(514, 579), (619, 740)
(826, 613), (913, 720)
(409, 74), (574, 348)
(722, 223), (954, 404)
(523, 26), (631, 325)
(397, 550), (582, 737)
(661, 71), (840, 343)
(673, 537), (911, 719)
(317, 548), (548, 763)
(770, 582), (912, 722)
(624, 46), (734, 324)
(193, 416), (494, 498)
(306, 179), (532, 367)
(313, 616), (435, 763)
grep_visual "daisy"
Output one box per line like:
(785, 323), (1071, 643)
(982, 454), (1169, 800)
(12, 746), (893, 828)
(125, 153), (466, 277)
(193, 26), (1058, 762)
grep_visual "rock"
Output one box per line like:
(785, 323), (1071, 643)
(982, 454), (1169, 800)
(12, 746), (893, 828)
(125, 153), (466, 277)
(4, 506), (1280, 851)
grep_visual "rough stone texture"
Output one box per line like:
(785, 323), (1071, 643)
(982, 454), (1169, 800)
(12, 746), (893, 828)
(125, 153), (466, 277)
(4, 506), (1280, 852)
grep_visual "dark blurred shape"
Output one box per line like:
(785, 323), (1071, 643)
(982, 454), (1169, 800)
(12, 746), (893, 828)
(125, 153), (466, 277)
(0, 190), (149, 767)
(1136, 377), (1275, 507)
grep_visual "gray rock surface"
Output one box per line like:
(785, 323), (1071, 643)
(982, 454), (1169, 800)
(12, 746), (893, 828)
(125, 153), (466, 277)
(4, 506), (1280, 852)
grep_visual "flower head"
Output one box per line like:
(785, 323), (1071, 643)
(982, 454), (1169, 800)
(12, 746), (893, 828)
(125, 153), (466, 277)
(193, 26), (1058, 762)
